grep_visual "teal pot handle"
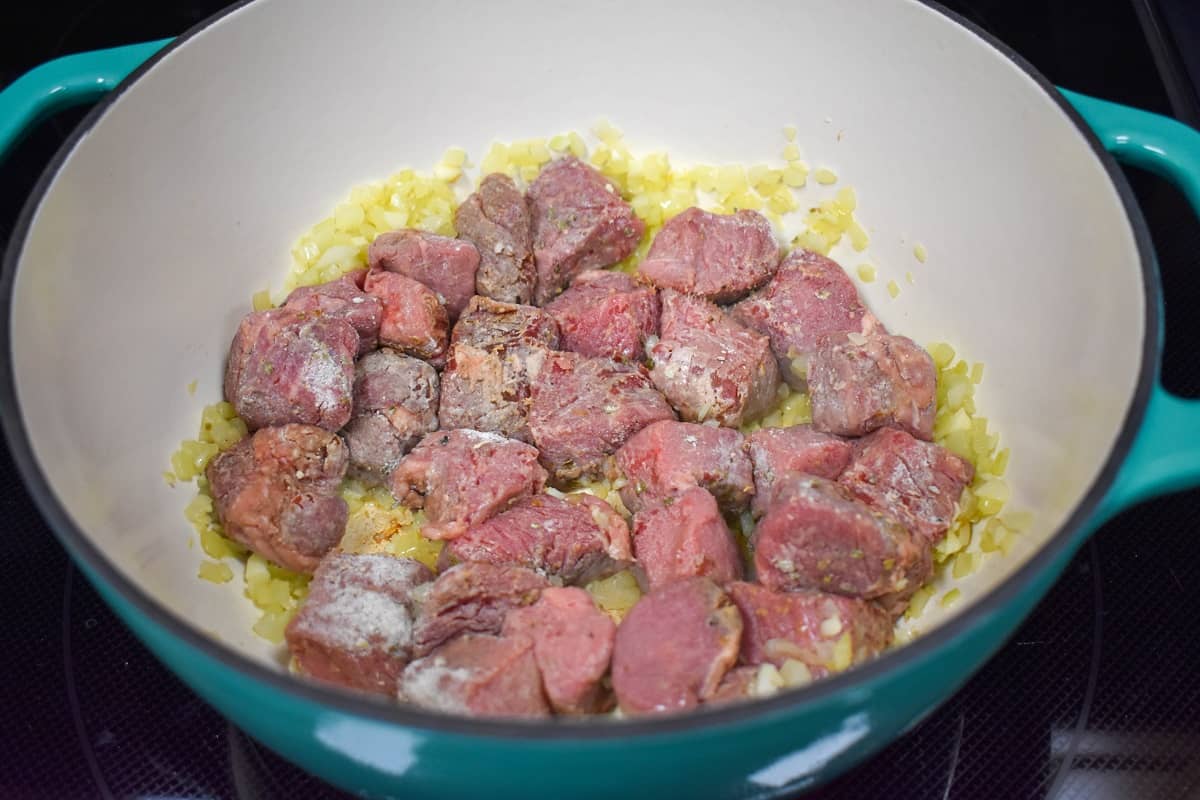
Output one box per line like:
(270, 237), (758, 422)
(1, 48), (1197, 519)
(0, 39), (169, 159)
(1061, 90), (1200, 521)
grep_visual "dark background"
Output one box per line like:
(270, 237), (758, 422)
(2, 1), (1199, 798)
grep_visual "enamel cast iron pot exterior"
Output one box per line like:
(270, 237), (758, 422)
(4, 1), (1200, 797)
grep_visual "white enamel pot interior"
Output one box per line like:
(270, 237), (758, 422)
(2, 0), (1154, 796)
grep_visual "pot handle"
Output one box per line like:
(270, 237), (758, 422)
(0, 39), (169, 161)
(1061, 90), (1200, 521)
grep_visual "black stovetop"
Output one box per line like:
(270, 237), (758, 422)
(3, 2), (1200, 798)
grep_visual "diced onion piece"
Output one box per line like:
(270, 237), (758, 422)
(979, 518), (1004, 552)
(952, 551), (979, 579)
(781, 164), (808, 188)
(1001, 510), (1033, 532)
(586, 570), (642, 623)
(753, 663), (785, 697)
(779, 659), (814, 688)
(928, 342), (956, 369)
(829, 632), (853, 672)
(252, 610), (291, 644)
(200, 525), (243, 561)
(252, 289), (273, 311)
(245, 553), (271, 589)
(198, 560), (233, 584)
(905, 585), (935, 620)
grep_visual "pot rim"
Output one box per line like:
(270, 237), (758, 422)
(0, 0), (1160, 741)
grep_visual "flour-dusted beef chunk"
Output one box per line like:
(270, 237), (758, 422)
(368, 229), (480, 320)
(206, 424), (348, 573)
(363, 268), (449, 364)
(746, 425), (853, 517)
(631, 487), (743, 591)
(648, 290), (780, 427)
(399, 633), (550, 718)
(808, 331), (937, 440)
(528, 156), (644, 305)
(616, 420), (754, 513)
(753, 475), (931, 608)
(727, 582), (892, 677)
(611, 577), (742, 715)
(391, 429), (548, 540)
(839, 427), (974, 543)
(223, 308), (357, 432)
(638, 207), (780, 303)
(451, 295), (562, 351)
(732, 249), (882, 388)
(342, 349), (439, 483)
(455, 173), (536, 305)
(529, 351), (676, 482)
(282, 269), (382, 355)
(437, 297), (559, 443)
(410, 562), (548, 656)
(285, 553), (433, 694)
(437, 343), (539, 444)
(502, 587), (616, 714)
(544, 269), (659, 363)
(447, 492), (631, 584)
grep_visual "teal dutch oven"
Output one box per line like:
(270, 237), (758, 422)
(3, 1), (1200, 797)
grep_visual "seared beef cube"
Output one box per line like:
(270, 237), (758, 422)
(502, 587), (616, 714)
(410, 562), (548, 656)
(808, 331), (937, 440)
(436, 299), (552, 442)
(631, 487), (743, 591)
(732, 249), (882, 388)
(206, 424), (348, 573)
(528, 156), (644, 304)
(616, 420), (754, 513)
(529, 351), (676, 482)
(611, 577), (742, 715)
(451, 295), (561, 351)
(438, 297), (561, 442)
(544, 269), (659, 363)
(727, 582), (892, 676)
(368, 229), (480, 320)
(753, 475), (930, 608)
(282, 269), (382, 355)
(746, 425), (853, 517)
(648, 290), (780, 427)
(285, 553), (433, 694)
(400, 633), (550, 718)
(342, 349), (439, 483)
(391, 429), (547, 540)
(438, 343), (540, 443)
(455, 173), (536, 305)
(638, 207), (780, 303)
(447, 492), (631, 584)
(839, 427), (974, 543)
(363, 269), (449, 364)
(223, 308), (357, 432)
